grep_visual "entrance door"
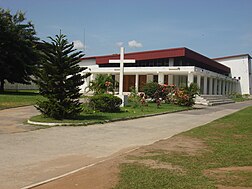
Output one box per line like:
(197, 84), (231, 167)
(123, 75), (135, 92)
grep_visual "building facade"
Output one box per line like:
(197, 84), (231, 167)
(214, 54), (252, 95)
(80, 47), (239, 96)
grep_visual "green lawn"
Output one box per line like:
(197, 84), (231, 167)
(29, 103), (190, 125)
(0, 90), (44, 110)
(114, 106), (252, 189)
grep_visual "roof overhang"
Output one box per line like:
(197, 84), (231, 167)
(81, 47), (230, 74)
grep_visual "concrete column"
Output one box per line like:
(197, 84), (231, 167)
(187, 72), (194, 87)
(147, 75), (153, 83)
(115, 74), (120, 82)
(174, 75), (179, 87)
(228, 81), (231, 95)
(169, 58), (174, 66)
(222, 80), (226, 95)
(226, 81), (229, 95)
(218, 80), (222, 95)
(197, 75), (201, 89)
(203, 76), (208, 94)
(158, 73), (164, 84)
(168, 75), (173, 85)
(231, 82), (234, 94)
(91, 73), (96, 81)
(135, 74), (139, 92)
(209, 77), (213, 95)
(214, 78), (218, 95)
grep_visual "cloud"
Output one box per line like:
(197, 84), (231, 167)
(73, 40), (85, 49)
(116, 41), (124, 47)
(128, 40), (143, 48)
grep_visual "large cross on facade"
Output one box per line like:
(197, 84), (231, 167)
(109, 47), (135, 97)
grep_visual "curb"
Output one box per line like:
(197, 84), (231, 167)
(27, 108), (193, 127)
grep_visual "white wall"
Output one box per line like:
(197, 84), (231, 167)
(216, 55), (251, 94)
(4, 82), (38, 90)
(79, 58), (99, 94)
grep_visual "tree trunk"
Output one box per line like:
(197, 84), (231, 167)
(0, 79), (4, 93)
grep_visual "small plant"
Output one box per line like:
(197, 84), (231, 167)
(128, 87), (141, 108)
(89, 94), (122, 112)
(128, 87), (148, 109)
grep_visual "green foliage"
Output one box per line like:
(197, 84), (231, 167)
(170, 83), (199, 106)
(143, 82), (199, 107)
(230, 93), (251, 102)
(89, 94), (122, 112)
(0, 8), (40, 92)
(88, 74), (118, 95)
(143, 82), (159, 99)
(34, 33), (90, 119)
(128, 87), (148, 109)
(128, 87), (141, 108)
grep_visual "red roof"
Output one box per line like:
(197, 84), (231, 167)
(81, 47), (230, 73)
(81, 47), (185, 64)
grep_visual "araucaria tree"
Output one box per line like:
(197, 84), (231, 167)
(0, 8), (40, 92)
(35, 33), (90, 119)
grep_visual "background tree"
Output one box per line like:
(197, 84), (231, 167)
(34, 33), (90, 119)
(0, 8), (40, 92)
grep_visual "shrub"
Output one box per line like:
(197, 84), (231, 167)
(168, 83), (199, 106)
(89, 94), (122, 112)
(87, 74), (118, 95)
(143, 82), (159, 99)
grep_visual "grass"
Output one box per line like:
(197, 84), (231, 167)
(29, 103), (190, 125)
(230, 94), (251, 102)
(114, 106), (252, 189)
(0, 90), (44, 110)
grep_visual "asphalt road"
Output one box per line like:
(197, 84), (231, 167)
(0, 101), (251, 189)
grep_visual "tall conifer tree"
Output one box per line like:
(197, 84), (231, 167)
(35, 33), (89, 119)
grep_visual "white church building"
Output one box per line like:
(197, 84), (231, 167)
(80, 47), (251, 96)
(214, 54), (252, 95)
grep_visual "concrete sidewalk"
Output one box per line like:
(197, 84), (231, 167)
(0, 101), (251, 189)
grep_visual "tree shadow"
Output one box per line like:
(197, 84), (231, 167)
(2, 90), (39, 96)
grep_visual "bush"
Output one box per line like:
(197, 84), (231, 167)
(87, 74), (118, 95)
(168, 83), (199, 106)
(143, 82), (159, 99)
(89, 94), (122, 112)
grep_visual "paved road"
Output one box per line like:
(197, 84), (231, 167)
(0, 101), (251, 189)
(0, 106), (39, 134)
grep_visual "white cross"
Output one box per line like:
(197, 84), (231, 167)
(109, 47), (135, 96)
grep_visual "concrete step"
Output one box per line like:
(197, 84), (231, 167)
(195, 95), (234, 106)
